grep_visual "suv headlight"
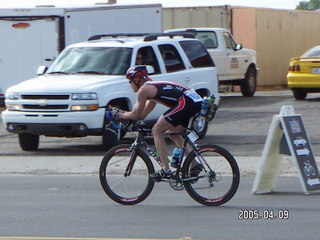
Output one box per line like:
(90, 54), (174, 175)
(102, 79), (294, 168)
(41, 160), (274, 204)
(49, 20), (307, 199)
(72, 93), (97, 100)
(6, 92), (19, 100)
(6, 104), (22, 111)
(71, 104), (99, 111)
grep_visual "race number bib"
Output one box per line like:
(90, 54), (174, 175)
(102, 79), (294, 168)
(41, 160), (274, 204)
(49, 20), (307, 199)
(184, 90), (202, 103)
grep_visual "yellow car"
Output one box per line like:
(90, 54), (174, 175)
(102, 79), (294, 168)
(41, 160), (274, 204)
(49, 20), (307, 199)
(287, 45), (320, 100)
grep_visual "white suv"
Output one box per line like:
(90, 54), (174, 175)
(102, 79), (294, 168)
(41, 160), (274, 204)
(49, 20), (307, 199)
(2, 33), (219, 151)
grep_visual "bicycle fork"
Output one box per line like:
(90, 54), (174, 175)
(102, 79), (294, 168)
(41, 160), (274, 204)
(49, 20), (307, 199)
(124, 139), (142, 177)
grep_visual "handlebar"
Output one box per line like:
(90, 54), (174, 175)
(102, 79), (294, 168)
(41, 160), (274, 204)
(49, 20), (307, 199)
(107, 117), (154, 134)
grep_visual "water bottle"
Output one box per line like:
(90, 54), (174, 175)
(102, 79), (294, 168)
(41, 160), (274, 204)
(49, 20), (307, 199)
(207, 95), (216, 121)
(200, 97), (210, 117)
(170, 148), (182, 168)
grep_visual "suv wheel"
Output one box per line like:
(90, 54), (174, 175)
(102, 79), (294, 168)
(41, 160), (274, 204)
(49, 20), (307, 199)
(191, 115), (208, 139)
(240, 66), (256, 97)
(18, 133), (39, 151)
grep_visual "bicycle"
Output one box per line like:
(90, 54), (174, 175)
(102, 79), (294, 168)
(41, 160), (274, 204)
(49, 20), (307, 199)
(99, 116), (240, 206)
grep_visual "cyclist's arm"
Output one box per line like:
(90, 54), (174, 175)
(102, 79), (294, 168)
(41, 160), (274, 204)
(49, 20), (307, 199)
(118, 85), (156, 120)
(141, 100), (157, 118)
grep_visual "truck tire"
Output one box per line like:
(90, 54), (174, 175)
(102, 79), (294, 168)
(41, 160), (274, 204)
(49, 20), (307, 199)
(18, 133), (39, 151)
(191, 115), (208, 139)
(102, 115), (120, 151)
(240, 66), (257, 97)
(292, 88), (307, 100)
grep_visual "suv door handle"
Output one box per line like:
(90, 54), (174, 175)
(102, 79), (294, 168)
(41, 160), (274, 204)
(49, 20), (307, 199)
(185, 77), (191, 83)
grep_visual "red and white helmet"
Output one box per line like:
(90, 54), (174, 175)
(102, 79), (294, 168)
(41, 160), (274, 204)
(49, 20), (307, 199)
(126, 65), (151, 83)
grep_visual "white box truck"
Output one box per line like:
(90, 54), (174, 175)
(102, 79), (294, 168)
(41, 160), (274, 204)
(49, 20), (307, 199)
(0, 3), (162, 107)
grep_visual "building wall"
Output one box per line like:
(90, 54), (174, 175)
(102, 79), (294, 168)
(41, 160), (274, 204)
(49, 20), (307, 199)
(232, 8), (256, 51)
(163, 6), (320, 88)
(254, 8), (320, 87)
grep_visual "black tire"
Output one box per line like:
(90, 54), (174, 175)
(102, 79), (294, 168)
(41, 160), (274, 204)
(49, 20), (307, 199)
(191, 115), (208, 139)
(292, 88), (307, 100)
(18, 133), (39, 151)
(99, 144), (155, 205)
(240, 66), (257, 97)
(102, 115), (120, 151)
(182, 145), (240, 206)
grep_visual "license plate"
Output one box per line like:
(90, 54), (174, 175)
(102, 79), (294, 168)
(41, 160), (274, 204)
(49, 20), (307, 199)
(312, 68), (320, 74)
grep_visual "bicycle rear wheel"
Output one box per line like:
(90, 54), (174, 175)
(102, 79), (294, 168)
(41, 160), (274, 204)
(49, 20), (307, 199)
(182, 145), (240, 206)
(99, 144), (155, 205)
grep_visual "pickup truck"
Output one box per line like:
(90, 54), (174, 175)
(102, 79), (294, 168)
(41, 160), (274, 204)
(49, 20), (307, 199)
(2, 33), (219, 151)
(165, 28), (258, 97)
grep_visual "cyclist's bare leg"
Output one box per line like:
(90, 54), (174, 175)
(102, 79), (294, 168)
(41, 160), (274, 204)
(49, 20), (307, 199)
(152, 116), (180, 171)
(168, 132), (193, 154)
(167, 127), (185, 148)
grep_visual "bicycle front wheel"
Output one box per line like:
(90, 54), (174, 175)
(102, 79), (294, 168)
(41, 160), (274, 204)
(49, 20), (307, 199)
(99, 144), (155, 205)
(182, 145), (240, 206)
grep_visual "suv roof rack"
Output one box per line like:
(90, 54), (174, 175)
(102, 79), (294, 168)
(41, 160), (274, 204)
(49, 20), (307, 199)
(88, 33), (151, 41)
(144, 33), (195, 42)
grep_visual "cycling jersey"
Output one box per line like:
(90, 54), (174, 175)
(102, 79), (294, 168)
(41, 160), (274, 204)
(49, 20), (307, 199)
(145, 81), (188, 107)
(145, 81), (203, 127)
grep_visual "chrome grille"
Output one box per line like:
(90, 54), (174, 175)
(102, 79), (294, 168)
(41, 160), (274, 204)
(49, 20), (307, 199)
(19, 94), (71, 111)
(21, 94), (70, 100)
(23, 104), (69, 110)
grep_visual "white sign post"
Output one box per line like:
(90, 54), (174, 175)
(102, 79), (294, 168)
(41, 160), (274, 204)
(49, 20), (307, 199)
(252, 105), (320, 195)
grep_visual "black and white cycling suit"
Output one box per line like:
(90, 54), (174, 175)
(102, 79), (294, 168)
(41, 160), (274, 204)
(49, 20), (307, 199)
(145, 81), (203, 128)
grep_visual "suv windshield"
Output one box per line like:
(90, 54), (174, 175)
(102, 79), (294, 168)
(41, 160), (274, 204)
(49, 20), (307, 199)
(47, 47), (132, 75)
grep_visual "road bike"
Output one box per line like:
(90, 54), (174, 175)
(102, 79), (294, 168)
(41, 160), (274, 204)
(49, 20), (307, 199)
(99, 117), (240, 206)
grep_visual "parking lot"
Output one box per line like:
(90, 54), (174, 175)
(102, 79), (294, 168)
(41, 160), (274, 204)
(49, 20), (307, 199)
(1, 89), (320, 158)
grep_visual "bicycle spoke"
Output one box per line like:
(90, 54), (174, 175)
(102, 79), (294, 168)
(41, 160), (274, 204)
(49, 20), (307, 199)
(100, 145), (154, 205)
(182, 145), (240, 206)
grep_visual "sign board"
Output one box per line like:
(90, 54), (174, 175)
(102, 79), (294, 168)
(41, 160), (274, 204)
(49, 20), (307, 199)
(252, 105), (320, 194)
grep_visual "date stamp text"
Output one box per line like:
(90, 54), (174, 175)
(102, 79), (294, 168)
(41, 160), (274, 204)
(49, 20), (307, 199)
(238, 209), (289, 220)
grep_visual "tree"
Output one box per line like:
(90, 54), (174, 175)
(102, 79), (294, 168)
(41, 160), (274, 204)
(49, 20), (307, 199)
(296, 0), (320, 10)
(310, 0), (320, 9)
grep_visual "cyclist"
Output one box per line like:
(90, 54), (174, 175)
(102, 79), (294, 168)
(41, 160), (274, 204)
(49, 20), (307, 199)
(108, 65), (203, 180)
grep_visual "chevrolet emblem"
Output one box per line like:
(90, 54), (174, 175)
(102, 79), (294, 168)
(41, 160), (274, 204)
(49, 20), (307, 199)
(37, 99), (49, 106)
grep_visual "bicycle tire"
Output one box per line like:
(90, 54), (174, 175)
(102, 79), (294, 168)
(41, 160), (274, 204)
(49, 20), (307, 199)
(99, 144), (155, 205)
(182, 144), (240, 206)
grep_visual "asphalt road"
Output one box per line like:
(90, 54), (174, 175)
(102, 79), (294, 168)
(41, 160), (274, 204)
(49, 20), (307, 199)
(0, 175), (319, 240)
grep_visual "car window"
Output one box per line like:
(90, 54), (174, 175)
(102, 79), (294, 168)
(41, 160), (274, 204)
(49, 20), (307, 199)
(223, 32), (237, 50)
(158, 44), (186, 73)
(194, 31), (218, 49)
(179, 40), (215, 68)
(135, 46), (160, 74)
(303, 46), (320, 57)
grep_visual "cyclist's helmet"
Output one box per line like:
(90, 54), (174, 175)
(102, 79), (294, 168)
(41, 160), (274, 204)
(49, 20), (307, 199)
(126, 65), (152, 83)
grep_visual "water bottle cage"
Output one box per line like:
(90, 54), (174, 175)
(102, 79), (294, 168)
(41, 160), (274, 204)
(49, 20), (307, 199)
(199, 103), (218, 121)
(198, 95), (219, 121)
(206, 103), (218, 121)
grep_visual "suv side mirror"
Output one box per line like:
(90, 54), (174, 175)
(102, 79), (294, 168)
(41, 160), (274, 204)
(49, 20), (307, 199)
(146, 65), (155, 75)
(37, 66), (48, 75)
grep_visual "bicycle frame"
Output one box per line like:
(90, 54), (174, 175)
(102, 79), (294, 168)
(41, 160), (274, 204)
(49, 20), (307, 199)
(125, 122), (213, 184)
(100, 118), (240, 206)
